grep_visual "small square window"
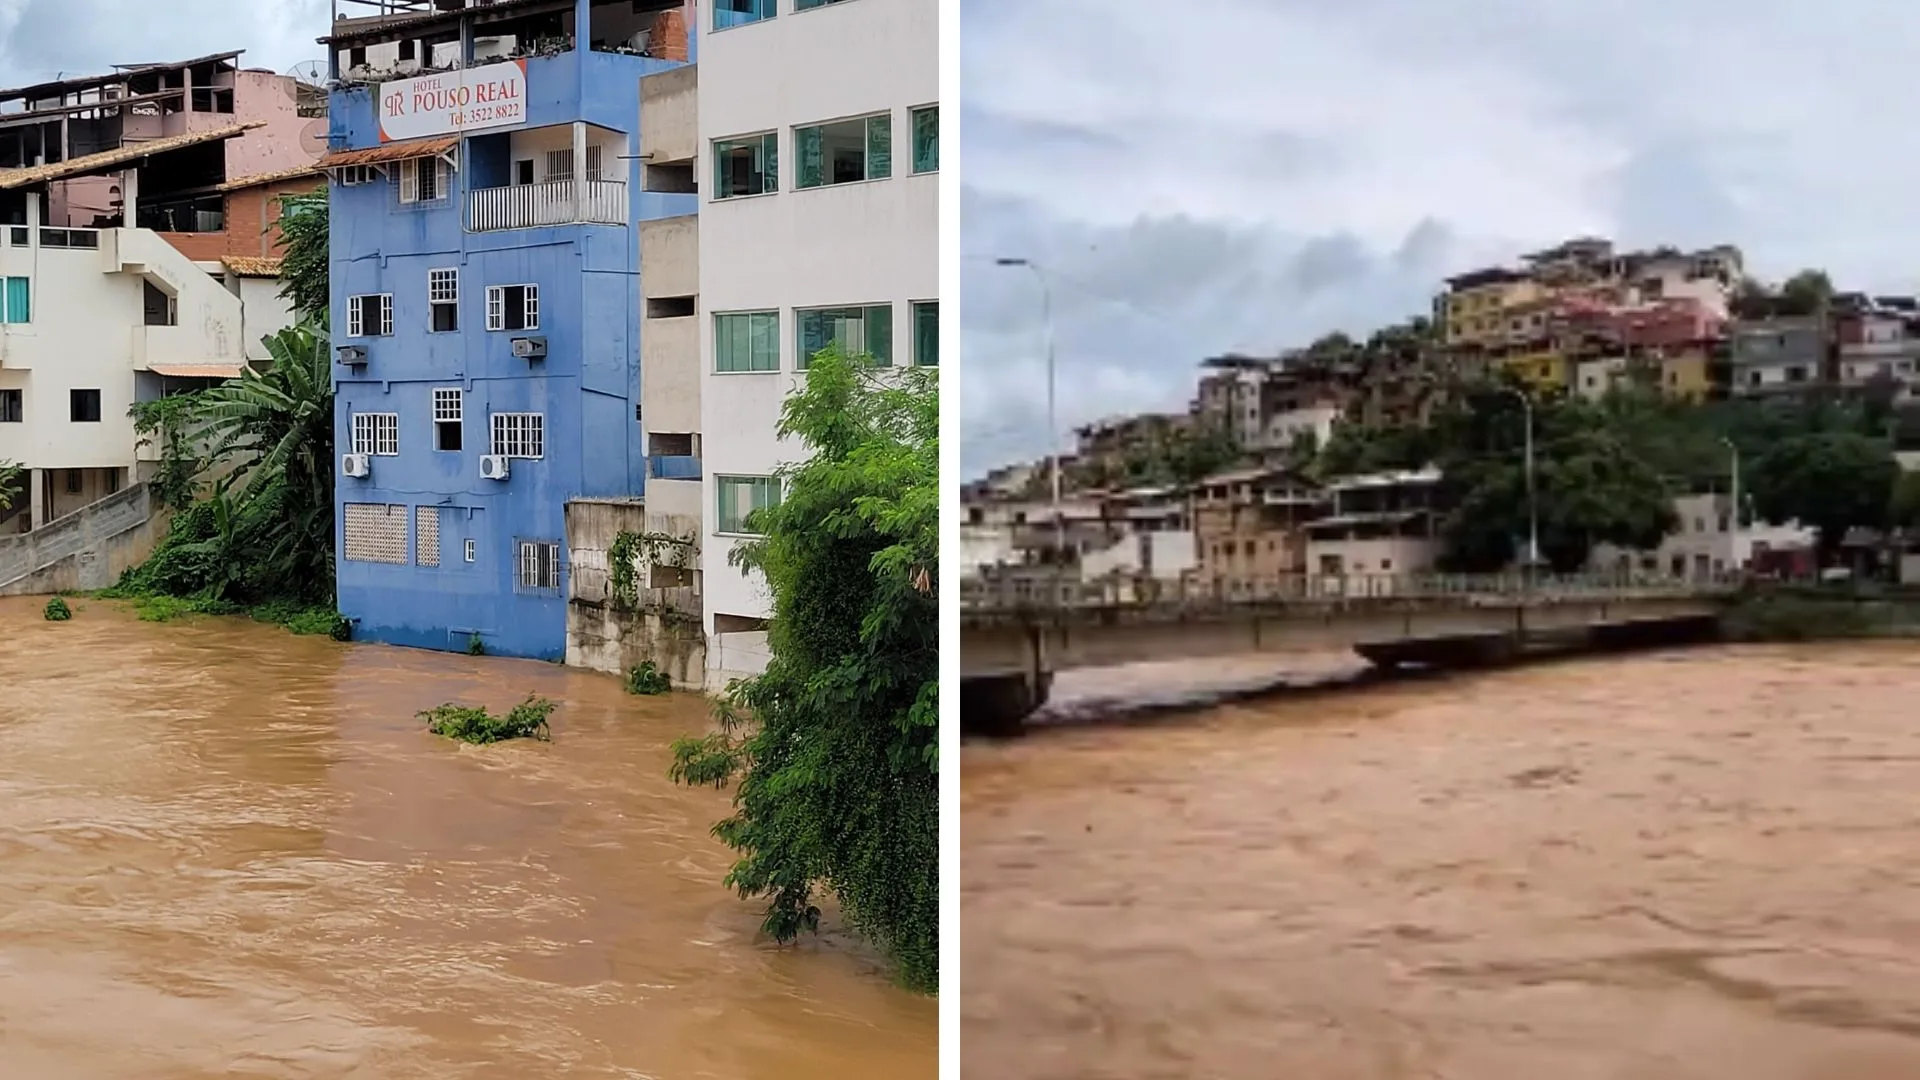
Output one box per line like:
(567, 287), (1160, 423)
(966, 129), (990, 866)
(352, 412), (399, 456)
(716, 475), (781, 535)
(713, 132), (778, 198)
(714, 310), (779, 372)
(70, 388), (101, 423)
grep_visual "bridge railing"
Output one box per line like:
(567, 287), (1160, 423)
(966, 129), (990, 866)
(959, 569), (1745, 613)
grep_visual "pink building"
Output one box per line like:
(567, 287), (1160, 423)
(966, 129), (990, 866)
(0, 52), (320, 239)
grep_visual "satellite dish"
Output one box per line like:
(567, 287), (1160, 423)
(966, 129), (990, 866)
(287, 60), (327, 88)
(299, 118), (329, 156)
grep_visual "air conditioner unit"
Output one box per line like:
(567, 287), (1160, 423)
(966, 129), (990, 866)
(336, 345), (367, 366)
(510, 336), (547, 361)
(341, 453), (371, 478)
(479, 455), (511, 481)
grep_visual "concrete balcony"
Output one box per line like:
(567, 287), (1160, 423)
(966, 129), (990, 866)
(639, 215), (696, 298)
(466, 179), (629, 232)
(640, 314), (699, 433)
(639, 65), (696, 166)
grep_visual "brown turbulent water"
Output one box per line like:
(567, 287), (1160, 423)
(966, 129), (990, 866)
(0, 596), (933, 1079)
(964, 644), (1920, 1079)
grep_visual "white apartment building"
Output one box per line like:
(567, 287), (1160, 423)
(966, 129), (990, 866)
(0, 208), (247, 533)
(697, 0), (939, 686)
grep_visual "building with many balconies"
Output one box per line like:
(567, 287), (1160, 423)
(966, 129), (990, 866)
(697, 0), (938, 686)
(320, 0), (696, 659)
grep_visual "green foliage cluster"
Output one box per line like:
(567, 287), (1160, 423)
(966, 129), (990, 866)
(605, 530), (693, 607)
(1325, 375), (1909, 572)
(275, 191), (330, 326)
(110, 324), (337, 616)
(625, 661), (671, 695)
(0, 460), (19, 512)
(42, 596), (70, 621)
(421, 695), (556, 744)
(669, 345), (937, 994)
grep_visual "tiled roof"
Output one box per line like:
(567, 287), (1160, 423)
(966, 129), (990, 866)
(217, 164), (325, 192)
(0, 122), (263, 190)
(221, 256), (284, 278)
(316, 136), (457, 169)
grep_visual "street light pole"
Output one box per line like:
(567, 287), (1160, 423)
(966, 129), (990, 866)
(996, 257), (1063, 558)
(1502, 387), (1539, 586)
(1722, 435), (1740, 574)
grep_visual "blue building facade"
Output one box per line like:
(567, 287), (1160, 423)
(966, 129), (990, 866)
(324, 0), (696, 659)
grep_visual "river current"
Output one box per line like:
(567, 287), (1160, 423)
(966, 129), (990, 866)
(0, 596), (934, 1078)
(963, 643), (1920, 1078)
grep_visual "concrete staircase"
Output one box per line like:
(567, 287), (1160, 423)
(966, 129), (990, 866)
(0, 483), (162, 596)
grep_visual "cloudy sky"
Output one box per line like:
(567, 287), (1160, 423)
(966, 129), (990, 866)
(959, 0), (1920, 476)
(0, 0), (329, 87)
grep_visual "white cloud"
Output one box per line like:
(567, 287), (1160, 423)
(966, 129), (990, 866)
(960, 0), (1920, 474)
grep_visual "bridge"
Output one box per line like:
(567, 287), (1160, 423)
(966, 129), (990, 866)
(960, 572), (1741, 734)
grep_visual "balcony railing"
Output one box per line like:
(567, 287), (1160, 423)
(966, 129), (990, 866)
(648, 454), (702, 480)
(467, 180), (629, 232)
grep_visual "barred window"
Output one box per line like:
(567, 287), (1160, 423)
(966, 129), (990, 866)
(399, 156), (446, 203)
(490, 412), (543, 458)
(518, 540), (560, 589)
(415, 506), (441, 567)
(342, 503), (408, 564)
(351, 412), (398, 456)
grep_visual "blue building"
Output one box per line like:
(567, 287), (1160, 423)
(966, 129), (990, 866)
(321, 0), (696, 659)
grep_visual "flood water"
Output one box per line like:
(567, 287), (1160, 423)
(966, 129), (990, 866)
(964, 644), (1920, 1079)
(0, 596), (934, 1079)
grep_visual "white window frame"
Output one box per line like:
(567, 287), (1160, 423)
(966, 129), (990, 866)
(715, 474), (781, 535)
(517, 540), (560, 589)
(490, 412), (544, 459)
(347, 293), (392, 337)
(399, 156), (447, 204)
(432, 386), (463, 452)
(464, 538), (477, 563)
(485, 284), (540, 331)
(337, 164), (380, 186)
(428, 268), (458, 332)
(351, 412), (399, 456)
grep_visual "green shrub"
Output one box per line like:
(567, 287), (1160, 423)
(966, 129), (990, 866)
(42, 596), (71, 621)
(467, 633), (486, 656)
(276, 608), (350, 639)
(421, 694), (555, 744)
(625, 660), (672, 695)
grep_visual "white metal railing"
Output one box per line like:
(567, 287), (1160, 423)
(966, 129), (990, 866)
(466, 180), (629, 232)
(960, 570), (1749, 614)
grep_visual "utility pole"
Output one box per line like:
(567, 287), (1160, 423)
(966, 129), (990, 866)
(995, 257), (1064, 563)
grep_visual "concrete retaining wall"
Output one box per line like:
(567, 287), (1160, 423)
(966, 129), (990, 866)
(0, 484), (162, 596)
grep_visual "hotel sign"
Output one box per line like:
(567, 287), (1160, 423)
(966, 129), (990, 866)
(378, 60), (528, 142)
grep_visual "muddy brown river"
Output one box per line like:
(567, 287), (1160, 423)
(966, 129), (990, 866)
(0, 597), (934, 1078)
(963, 644), (1920, 1079)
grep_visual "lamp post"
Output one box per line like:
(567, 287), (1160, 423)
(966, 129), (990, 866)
(1502, 387), (1540, 586)
(995, 257), (1064, 559)
(1722, 435), (1740, 574)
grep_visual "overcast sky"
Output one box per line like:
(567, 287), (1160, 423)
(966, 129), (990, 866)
(0, 0), (330, 86)
(959, 0), (1920, 476)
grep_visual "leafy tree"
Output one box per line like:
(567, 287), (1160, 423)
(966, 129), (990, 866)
(1747, 431), (1897, 558)
(669, 345), (937, 993)
(276, 191), (329, 326)
(0, 460), (18, 511)
(114, 324), (336, 606)
(129, 393), (205, 511)
(1777, 268), (1834, 316)
(1889, 470), (1920, 531)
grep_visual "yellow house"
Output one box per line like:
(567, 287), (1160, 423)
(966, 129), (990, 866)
(1659, 346), (1715, 401)
(1499, 348), (1573, 392)
(1440, 268), (1543, 348)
